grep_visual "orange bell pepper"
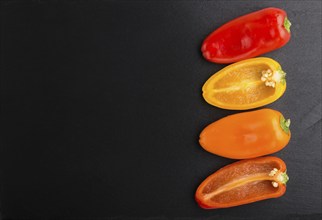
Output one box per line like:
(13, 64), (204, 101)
(202, 57), (286, 110)
(199, 109), (291, 159)
(195, 156), (289, 209)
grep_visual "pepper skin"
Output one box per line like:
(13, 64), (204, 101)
(202, 7), (291, 63)
(199, 109), (291, 159)
(202, 57), (286, 110)
(195, 156), (289, 209)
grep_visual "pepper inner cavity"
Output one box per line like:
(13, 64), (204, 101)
(203, 169), (283, 200)
(210, 64), (276, 104)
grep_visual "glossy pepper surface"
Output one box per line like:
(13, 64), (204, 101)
(195, 156), (289, 209)
(202, 7), (291, 63)
(199, 109), (291, 159)
(202, 57), (286, 110)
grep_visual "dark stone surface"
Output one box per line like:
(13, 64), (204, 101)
(0, 0), (321, 219)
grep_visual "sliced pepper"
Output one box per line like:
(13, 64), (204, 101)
(202, 57), (286, 110)
(199, 108), (291, 159)
(195, 156), (289, 209)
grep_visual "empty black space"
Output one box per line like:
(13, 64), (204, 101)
(0, 1), (321, 219)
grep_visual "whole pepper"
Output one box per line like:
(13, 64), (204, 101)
(199, 109), (291, 159)
(202, 7), (291, 63)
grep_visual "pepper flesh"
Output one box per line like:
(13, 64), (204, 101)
(202, 7), (291, 63)
(202, 57), (286, 110)
(195, 156), (289, 209)
(199, 109), (291, 159)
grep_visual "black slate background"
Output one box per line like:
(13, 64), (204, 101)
(0, 0), (321, 219)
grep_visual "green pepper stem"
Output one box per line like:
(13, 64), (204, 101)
(280, 115), (291, 134)
(284, 17), (291, 33)
(275, 70), (286, 85)
(277, 171), (289, 185)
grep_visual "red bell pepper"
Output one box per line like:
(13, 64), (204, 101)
(201, 7), (291, 64)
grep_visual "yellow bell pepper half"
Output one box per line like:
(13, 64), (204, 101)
(202, 57), (287, 110)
